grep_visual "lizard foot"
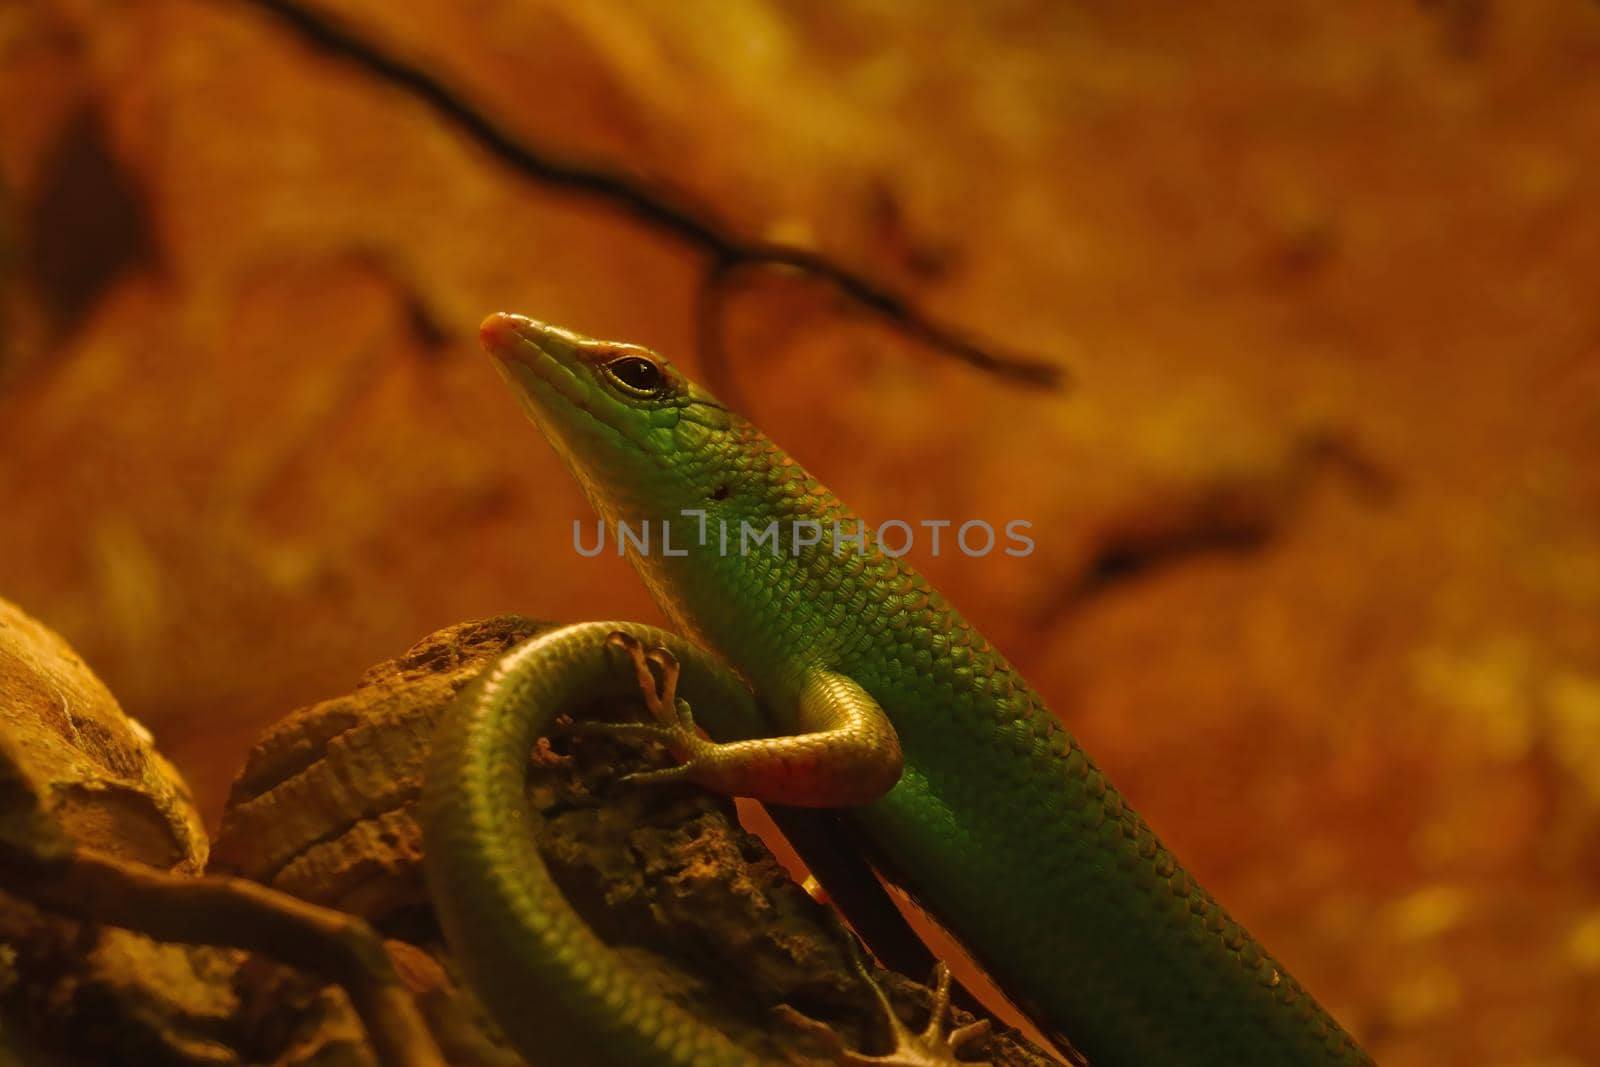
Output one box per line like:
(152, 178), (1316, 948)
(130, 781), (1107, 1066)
(775, 941), (991, 1066)
(558, 631), (711, 786)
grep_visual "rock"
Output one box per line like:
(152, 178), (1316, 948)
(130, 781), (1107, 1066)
(0, 596), (206, 871)
(0, 595), (232, 1065)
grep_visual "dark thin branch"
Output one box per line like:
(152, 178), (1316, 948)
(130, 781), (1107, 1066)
(233, 0), (1066, 394)
(1034, 430), (1396, 624)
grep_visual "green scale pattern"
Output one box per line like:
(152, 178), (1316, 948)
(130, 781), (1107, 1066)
(425, 314), (1374, 1067)
(637, 415), (1369, 1066)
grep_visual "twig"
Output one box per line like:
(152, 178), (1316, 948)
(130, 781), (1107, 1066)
(1034, 429), (1396, 623)
(231, 0), (1066, 399)
(1, 836), (446, 1067)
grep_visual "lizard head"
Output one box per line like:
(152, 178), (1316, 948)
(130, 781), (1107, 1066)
(478, 312), (741, 529)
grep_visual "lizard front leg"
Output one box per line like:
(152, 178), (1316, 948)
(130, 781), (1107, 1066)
(568, 630), (904, 808)
(574, 633), (991, 1065)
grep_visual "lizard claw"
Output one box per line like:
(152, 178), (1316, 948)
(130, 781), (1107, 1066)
(775, 934), (992, 1066)
(604, 632), (693, 722)
(557, 632), (710, 778)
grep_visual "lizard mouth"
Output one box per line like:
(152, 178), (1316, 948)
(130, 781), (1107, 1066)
(478, 311), (649, 479)
(479, 312), (596, 413)
(478, 312), (584, 372)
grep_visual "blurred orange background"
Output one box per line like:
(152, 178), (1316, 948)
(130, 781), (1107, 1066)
(4, 2), (1600, 1064)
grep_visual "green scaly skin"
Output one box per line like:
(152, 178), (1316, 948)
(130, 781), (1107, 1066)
(420, 313), (1374, 1066)
(420, 622), (767, 1066)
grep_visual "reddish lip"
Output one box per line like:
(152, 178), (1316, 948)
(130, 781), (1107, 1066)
(478, 312), (532, 361)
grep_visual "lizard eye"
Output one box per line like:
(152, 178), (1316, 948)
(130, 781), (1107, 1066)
(602, 355), (667, 396)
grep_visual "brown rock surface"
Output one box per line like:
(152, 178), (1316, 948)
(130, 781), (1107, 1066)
(0, 601), (435, 1067)
(0, 596), (231, 1065)
(0, 595), (207, 872)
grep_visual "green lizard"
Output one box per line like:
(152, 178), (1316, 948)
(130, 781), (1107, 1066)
(418, 313), (1373, 1066)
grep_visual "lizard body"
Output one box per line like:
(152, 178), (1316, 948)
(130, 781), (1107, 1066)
(419, 314), (1372, 1066)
